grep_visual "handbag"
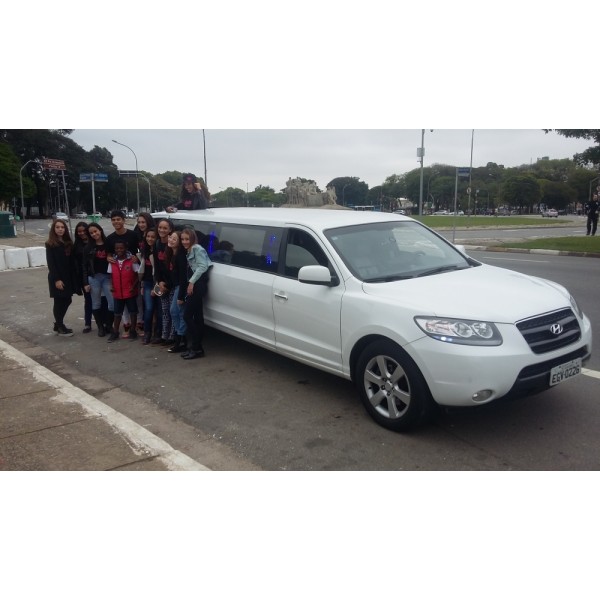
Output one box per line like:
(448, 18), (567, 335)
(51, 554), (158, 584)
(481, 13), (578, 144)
(153, 283), (163, 297)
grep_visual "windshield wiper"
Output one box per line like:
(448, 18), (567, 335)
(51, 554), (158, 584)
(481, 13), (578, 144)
(363, 274), (415, 283)
(416, 265), (468, 278)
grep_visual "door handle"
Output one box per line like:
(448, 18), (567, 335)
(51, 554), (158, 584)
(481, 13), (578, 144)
(274, 291), (288, 301)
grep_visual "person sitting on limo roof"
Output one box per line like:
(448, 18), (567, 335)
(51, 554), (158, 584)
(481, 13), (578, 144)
(166, 173), (210, 213)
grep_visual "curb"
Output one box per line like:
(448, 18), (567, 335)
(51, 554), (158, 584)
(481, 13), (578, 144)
(0, 337), (210, 471)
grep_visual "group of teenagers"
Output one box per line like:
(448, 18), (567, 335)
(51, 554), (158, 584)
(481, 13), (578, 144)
(45, 173), (212, 360)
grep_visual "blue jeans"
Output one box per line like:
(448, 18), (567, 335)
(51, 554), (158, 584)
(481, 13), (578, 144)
(142, 280), (161, 335)
(170, 285), (187, 336)
(88, 273), (114, 311)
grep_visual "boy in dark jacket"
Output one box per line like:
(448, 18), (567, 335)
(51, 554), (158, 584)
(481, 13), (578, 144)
(107, 241), (140, 342)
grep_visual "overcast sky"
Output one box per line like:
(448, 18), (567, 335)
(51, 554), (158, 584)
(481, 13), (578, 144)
(69, 129), (592, 194)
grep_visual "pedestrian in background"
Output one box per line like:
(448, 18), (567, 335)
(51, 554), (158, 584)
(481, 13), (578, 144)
(46, 218), (80, 336)
(585, 193), (599, 236)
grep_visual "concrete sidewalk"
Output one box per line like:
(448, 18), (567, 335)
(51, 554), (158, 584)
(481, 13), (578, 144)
(0, 334), (209, 471)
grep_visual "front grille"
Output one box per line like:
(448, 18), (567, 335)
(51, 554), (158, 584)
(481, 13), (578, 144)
(516, 308), (581, 354)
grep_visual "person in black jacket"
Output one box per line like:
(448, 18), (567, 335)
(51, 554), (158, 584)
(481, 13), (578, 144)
(74, 221), (93, 333)
(46, 218), (80, 336)
(586, 194), (599, 236)
(166, 173), (210, 213)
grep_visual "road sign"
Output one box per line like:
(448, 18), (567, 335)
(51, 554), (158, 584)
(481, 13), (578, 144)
(43, 158), (66, 170)
(80, 173), (108, 182)
(457, 167), (470, 178)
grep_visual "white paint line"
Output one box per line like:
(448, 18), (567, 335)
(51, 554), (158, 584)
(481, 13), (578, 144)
(582, 368), (600, 380)
(0, 338), (210, 471)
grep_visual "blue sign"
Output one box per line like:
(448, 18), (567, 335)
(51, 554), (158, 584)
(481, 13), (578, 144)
(457, 167), (471, 178)
(79, 173), (108, 182)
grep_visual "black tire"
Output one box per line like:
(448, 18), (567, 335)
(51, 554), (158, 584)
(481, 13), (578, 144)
(356, 340), (435, 432)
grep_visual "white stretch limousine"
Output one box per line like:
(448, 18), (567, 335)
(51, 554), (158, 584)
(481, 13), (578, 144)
(158, 208), (592, 432)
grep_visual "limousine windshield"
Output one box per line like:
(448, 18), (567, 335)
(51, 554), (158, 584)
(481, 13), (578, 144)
(324, 221), (477, 282)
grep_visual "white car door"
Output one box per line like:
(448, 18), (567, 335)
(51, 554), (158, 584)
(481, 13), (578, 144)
(273, 228), (345, 374)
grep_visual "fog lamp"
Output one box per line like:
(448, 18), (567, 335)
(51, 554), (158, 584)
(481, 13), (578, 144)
(472, 390), (493, 403)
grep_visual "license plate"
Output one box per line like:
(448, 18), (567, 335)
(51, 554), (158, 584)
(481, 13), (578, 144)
(549, 358), (582, 386)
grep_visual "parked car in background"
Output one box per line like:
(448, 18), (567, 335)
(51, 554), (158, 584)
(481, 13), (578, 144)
(74, 211), (87, 219)
(126, 211), (137, 219)
(542, 209), (559, 218)
(51, 211), (70, 224)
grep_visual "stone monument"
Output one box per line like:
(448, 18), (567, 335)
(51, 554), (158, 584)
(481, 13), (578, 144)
(283, 177), (340, 208)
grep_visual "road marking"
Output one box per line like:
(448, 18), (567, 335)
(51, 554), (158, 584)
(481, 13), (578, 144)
(582, 368), (600, 380)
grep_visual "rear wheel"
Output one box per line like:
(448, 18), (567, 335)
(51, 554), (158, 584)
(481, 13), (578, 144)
(356, 340), (434, 432)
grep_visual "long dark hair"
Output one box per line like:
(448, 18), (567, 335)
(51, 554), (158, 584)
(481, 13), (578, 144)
(46, 218), (74, 250)
(135, 212), (155, 240)
(164, 230), (182, 267)
(87, 223), (107, 245)
(73, 221), (89, 251)
(143, 228), (157, 259)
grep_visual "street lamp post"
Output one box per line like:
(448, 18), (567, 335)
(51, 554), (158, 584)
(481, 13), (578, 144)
(342, 183), (350, 206)
(19, 159), (37, 233)
(112, 139), (139, 214)
(139, 173), (152, 212)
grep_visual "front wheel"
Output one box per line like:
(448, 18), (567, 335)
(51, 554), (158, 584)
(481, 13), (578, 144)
(356, 340), (435, 432)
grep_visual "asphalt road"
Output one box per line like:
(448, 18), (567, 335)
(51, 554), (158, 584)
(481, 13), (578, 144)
(1, 245), (598, 470)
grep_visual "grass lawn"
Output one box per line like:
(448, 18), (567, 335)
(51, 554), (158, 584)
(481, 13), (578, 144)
(414, 215), (572, 228)
(495, 236), (600, 253)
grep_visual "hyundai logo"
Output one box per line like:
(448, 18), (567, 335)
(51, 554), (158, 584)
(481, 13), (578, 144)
(550, 323), (564, 335)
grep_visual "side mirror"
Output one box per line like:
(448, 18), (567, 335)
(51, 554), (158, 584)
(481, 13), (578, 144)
(298, 265), (339, 287)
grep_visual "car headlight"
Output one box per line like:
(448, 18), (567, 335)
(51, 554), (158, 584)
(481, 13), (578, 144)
(414, 316), (503, 346)
(570, 295), (584, 320)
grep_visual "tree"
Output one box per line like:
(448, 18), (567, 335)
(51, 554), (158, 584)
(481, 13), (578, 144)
(500, 174), (541, 213)
(326, 176), (368, 206)
(538, 179), (575, 211)
(545, 130), (600, 167)
(0, 142), (35, 213)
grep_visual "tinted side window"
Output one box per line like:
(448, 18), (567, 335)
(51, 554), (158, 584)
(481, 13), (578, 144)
(283, 229), (330, 278)
(213, 224), (282, 273)
(170, 219), (218, 254)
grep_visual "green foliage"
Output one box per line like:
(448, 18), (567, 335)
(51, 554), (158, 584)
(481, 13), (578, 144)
(500, 174), (541, 212)
(546, 130), (600, 167)
(0, 142), (33, 206)
(326, 176), (368, 206)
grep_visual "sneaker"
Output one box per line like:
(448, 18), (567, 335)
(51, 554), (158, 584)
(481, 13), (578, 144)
(142, 334), (152, 345)
(82, 325), (92, 334)
(56, 325), (74, 337)
(129, 330), (138, 341)
(107, 332), (119, 343)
